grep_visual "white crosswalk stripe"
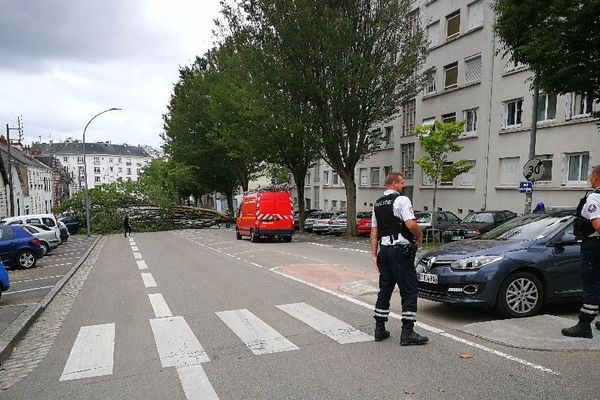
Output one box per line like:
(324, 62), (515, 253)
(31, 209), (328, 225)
(60, 323), (115, 381)
(141, 273), (157, 288)
(150, 316), (210, 367)
(148, 294), (173, 318)
(177, 365), (219, 400)
(216, 309), (299, 355)
(277, 302), (373, 344)
(137, 260), (148, 270)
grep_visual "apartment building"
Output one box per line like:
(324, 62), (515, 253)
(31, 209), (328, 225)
(299, 0), (599, 218)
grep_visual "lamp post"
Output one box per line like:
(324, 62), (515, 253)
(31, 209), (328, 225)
(83, 107), (121, 236)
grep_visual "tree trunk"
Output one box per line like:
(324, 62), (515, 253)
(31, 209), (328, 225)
(340, 172), (357, 237)
(293, 171), (307, 232)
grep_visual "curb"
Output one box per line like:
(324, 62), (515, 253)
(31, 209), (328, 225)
(0, 236), (102, 364)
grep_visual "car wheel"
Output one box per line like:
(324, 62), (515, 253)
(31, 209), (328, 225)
(250, 229), (259, 243)
(235, 229), (242, 240)
(497, 271), (544, 317)
(16, 250), (37, 269)
(40, 242), (50, 255)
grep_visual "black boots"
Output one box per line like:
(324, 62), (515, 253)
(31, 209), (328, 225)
(400, 328), (429, 346)
(561, 322), (593, 339)
(374, 320), (390, 341)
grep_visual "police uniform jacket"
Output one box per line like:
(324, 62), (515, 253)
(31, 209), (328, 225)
(371, 190), (416, 246)
(582, 189), (600, 238)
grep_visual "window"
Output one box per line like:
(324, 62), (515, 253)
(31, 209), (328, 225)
(93, 157), (100, 165)
(444, 62), (458, 89)
(442, 113), (456, 123)
(77, 157), (84, 164)
(340, 201), (346, 210)
(384, 165), (393, 179)
(535, 155), (553, 182)
(568, 93), (594, 118)
(137, 168), (142, 175)
(109, 167), (114, 172)
(332, 172), (339, 185)
(94, 167), (100, 174)
(502, 98), (523, 128)
(305, 172), (311, 186)
(331, 200), (337, 210)
(370, 167), (380, 186)
(464, 55), (482, 84)
(127, 168), (132, 175)
(118, 167), (123, 173)
(427, 21), (439, 47)
(63, 157), (68, 162)
(78, 166), (84, 175)
(463, 108), (478, 136)
(468, 0), (484, 30)
(401, 144), (414, 179)
(118, 158), (122, 164)
(402, 100), (416, 136)
(446, 11), (460, 39)
(441, 162), (454, 186)
(109, 158), (113, 163)
(313, 164), (320, 182)
(505, 58), (526, 72)
(537, 93), (557, 122)
(94, 176), (100, 183)
(359, 168), (368, 186)
(382, 126), (394, 148)
(324, 199), (329, 210)
(323, 170), (330, 185)
(460, 161), (476, 186)
(421, 117), (435, 136)
(422, 171), (433, 186)
(567, 153), (590, 183)
(499, 157), (520, 185)
(424, 70), (437, 95)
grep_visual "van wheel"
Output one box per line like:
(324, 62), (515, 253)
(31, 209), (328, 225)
(282, 236), (292, 243)
(250, 229), (259, 243)
(496, 271), (544, 317)
(235, 229), (242, 240)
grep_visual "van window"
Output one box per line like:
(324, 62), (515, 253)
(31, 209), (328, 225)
(42, 218), (56, 227)
(26, 218), (42, 224)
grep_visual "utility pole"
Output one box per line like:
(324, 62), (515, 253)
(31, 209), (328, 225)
(524, 81), (540, 215)
(5, 121), (20, 217)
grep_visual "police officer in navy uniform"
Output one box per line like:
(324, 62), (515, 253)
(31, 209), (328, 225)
(370, 172), (427, 345)
(562, 164), (600, 338)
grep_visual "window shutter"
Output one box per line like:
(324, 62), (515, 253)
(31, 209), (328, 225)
(565, 94), (572, 120)
(501, 102), (507, 127)
(465, 56), (482, 83)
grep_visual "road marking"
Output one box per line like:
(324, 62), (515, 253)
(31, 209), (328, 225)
(232, 249), (264, 255)
(11, 274), (64, 284)
(133, 252), (142, 260)
(216, 309), (299, 355)
(339, 247), (369, 254)
(60, 323), (115, 381)
(307, 243), (333, 248)
(4, 285), (54, 295)
(148, 293), (173, 318)
(141, 273), (157, 288)
(131, 246), (139, 252)
(150, 316), (210, 367)
(177, 365), (219, 400)
(270, 267), (559, 375)
(277, 302), (373, 344)
(137, 260), (148, 270)
(249, 262), (264, 268)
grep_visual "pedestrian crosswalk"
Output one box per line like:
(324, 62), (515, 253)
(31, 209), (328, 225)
(60, 323), (115, 381)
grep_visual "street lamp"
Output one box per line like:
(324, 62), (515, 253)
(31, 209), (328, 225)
(83, 107), (121, 236)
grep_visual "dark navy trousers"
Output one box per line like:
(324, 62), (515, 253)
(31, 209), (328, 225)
(374, 245), (418, 329)
(579, 238), (600, 323)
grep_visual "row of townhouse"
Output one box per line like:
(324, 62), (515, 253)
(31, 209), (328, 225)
(297, 0), (599, 219)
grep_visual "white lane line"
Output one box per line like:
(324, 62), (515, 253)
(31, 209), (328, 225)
(137, 260), (148, 270)
(339, 248), (369, 254)
(141, 273), (157, 288)
(231, 249), (263, 255)
(216, 309), (299, 355)
(270, 267), (558, 375)
(277, 302), (373, 344)
(150, 316), (210, 367)
(307, 243), (333, 248)
(177, 365), (219, 400)
(11, 274), (64, 284)
(60, 323), (115, 381)
(249, 262), (264, 268)
(131, 246), (139, 252)
(148, 293), (173, 318)
(4, 285), (54, 295)
(133, 252), (142, 260)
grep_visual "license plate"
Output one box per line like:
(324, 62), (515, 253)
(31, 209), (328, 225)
(451, 236), (464, 241)
(262, 221), (273, 225)
(418, 273), (438, 284)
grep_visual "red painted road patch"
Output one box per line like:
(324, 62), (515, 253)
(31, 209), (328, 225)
(276, 264), (379, 294)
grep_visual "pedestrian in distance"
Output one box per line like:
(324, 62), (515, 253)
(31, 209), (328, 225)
(123, 212), (132, 237)
(562, 164), (600, 338)
(370, 172), (428, 346)
(532, 202), (546, 214)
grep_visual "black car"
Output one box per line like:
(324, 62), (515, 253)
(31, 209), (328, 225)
(416, 209), (580, 317)
(441, 210), (517, 242)
(58, 215), (81, 235)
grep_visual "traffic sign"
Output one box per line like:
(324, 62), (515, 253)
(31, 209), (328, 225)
(523, 158), (545, 182)
(519, 181), (533, 193)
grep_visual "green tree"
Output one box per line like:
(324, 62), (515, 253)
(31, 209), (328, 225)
(493, 0), (600, 104)
(414, 121), (474, 213)
(227, 0), (431, 235)
(139, 159), (199, 207)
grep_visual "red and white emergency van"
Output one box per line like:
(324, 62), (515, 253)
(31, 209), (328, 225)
(236, 190), (294, 242)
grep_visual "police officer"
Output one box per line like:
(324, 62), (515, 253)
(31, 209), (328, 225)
(370, 172), (427, 345)
(562, 164), (600, 338)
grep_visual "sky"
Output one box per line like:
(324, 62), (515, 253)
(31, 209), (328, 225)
(0, 0), (223, 149)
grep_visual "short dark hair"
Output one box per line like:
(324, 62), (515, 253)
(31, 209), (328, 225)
(385, 172), (404, 186)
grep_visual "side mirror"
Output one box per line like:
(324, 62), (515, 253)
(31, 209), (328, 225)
(556, 233), (579, 246)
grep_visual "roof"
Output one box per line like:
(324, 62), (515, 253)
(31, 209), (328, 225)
(0, 144), (51, 170)
(31, 142), (150, 157)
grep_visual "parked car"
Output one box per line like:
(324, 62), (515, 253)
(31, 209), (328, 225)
(357, 211), (373, 236)
(305, 212), (334, 232)
(0, 225), (44, 269)
(313, 212), (342, 235)
(441, 210), (517, 242)
(294, 209), (321, 230)
(58, 215), (81, 235)
(416, 209), (582, 317)
(328, 213), (348, 235)
(415, 211), (461, 241)
(0, 260), (9, 300)
(2, 214), (61, 236)
(57, 221), (70, 242)
(236, 190), (294, 242)
(22, 224), (60, 255)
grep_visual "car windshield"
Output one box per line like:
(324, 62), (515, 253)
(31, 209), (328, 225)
(318, 213), (333, 219)
(415, 213), (431, 223)
(357, 212), (371, 219)
(480, 214), (573, 241)
(462, 212), (495, 223)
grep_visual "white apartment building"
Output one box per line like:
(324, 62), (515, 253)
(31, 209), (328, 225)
(32, 141), (153, 192)
(299, 0), (599, 218)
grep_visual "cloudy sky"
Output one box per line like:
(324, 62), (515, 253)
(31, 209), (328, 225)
(0, 0), (223, 149)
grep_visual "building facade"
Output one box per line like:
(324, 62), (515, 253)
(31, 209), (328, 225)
(298, 0), (599, 218)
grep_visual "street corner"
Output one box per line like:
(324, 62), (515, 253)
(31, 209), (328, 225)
(459, 314), (600, 351)
(275, 263), (379, 295)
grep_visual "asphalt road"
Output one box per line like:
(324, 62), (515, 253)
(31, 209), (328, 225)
(0, 229), (598, 399)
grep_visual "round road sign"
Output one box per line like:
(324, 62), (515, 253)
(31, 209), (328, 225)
(523, 158), (545, 182)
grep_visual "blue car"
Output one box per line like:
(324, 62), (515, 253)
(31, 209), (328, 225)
(416, 209), (581, 317)
(0, 225), (44, 269)
(0, 260), (9, 299)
